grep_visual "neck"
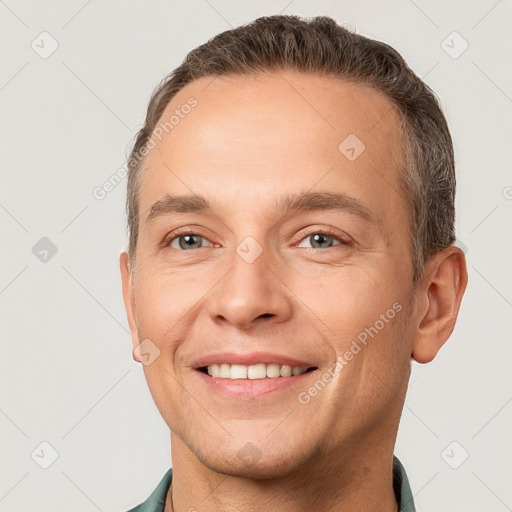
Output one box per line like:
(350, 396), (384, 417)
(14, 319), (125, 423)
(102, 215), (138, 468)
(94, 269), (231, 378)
(165, 428), (400, 512)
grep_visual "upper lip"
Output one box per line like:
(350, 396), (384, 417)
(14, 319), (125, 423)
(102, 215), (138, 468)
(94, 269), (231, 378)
(193, 352), (317, 369)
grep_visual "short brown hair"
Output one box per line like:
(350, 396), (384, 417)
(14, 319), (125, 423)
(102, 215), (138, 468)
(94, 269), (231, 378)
(126, 14), (456, 281)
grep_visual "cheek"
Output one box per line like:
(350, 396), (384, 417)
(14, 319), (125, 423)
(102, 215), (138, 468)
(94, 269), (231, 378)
(133, 268), (203, 340)
(142, 365), (187, 435)
(317, 273), (412, 399)
(323, 297), (412, 428)
(302, 267), (403, 345)
(339, 291), (412, 385)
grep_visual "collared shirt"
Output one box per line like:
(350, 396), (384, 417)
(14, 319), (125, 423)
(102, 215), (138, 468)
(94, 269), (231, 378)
(127, 455), (415, 511)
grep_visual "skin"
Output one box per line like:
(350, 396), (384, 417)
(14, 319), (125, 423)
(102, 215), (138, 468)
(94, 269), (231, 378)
(120, 70), (467, 511)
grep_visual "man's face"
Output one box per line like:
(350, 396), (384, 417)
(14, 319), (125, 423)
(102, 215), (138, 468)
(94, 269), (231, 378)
(122, 71), (419, 477)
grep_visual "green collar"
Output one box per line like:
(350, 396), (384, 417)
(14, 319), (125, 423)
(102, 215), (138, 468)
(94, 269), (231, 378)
(127, 456), (415, 511)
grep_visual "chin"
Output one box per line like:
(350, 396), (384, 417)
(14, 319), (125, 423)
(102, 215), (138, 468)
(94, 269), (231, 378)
(199, 451), (306, 480)
(191, 433), (320, 480)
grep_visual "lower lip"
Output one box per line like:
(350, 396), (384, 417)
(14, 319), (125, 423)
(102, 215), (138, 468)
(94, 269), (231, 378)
(194, 369), (318, 398)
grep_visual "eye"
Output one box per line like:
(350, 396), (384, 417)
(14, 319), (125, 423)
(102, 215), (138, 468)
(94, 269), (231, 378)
(296, 231), (348, 249)
(167, 233), (210, 250)
(163, 229), (351, 251)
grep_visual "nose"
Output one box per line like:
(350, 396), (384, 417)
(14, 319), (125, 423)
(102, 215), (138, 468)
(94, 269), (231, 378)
(207, 242), (293, 330)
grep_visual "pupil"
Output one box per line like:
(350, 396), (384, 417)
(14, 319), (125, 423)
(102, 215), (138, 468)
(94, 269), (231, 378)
(180, 235), (201, 249)
(312, 234), (331, 248)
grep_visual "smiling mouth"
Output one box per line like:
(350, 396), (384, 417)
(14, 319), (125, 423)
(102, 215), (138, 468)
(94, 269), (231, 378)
(198, 363), (318, 380)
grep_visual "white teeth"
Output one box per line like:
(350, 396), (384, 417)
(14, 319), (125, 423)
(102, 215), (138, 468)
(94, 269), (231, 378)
(220, 363), (230, 378)
(280, 365), (292, 377)
(204, 363), (311, 379)
(266, 364), (281, 378)
(230, 364), (247, 379)
(248, 363), (266, 379)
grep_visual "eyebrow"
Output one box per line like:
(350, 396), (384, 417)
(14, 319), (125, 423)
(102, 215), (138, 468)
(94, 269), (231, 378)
(145, 191), (375, 225)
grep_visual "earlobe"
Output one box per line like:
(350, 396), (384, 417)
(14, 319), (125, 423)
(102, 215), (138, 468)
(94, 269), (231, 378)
(119, 252), (140, 359)
(411, 247), (468, 364)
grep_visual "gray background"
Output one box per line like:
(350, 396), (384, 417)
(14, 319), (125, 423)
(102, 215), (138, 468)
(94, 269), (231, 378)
(1, 0), (511, 510)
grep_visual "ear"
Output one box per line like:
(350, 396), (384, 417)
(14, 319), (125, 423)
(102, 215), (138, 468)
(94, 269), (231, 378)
(120, 252), (141, 362)
(411, 246), (468, 363)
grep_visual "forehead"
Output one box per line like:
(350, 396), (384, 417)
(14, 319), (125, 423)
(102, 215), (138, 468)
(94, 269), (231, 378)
(139, 70), (406, 230)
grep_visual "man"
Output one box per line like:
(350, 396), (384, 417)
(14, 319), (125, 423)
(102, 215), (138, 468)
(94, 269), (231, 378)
(120, 14), (467, 512)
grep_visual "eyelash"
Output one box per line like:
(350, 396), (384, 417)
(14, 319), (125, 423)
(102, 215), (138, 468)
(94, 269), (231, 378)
(162, 227), (353, 250)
